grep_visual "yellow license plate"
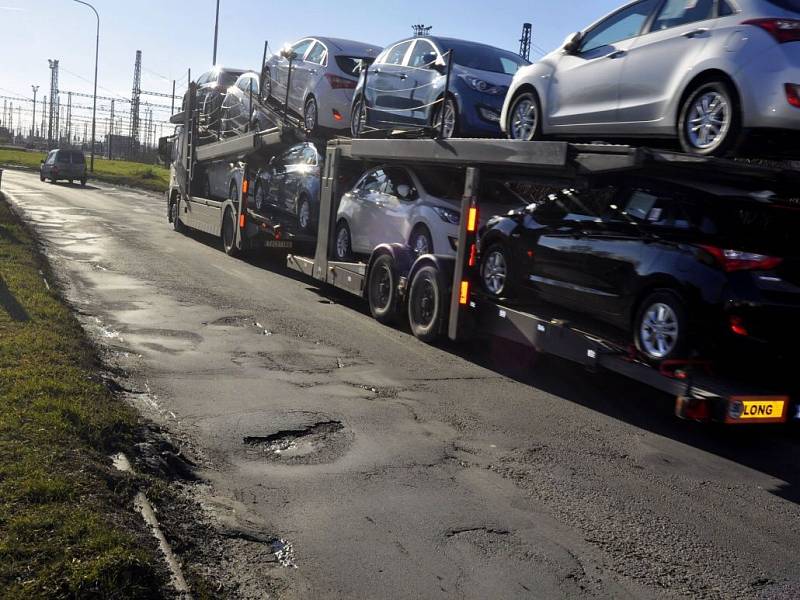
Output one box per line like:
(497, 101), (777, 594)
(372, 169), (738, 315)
(729, 397), (788, 423)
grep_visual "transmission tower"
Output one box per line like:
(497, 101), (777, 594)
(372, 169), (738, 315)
(41, 97), (47, 140)
(412, 24), (432, 37)
(66, 92), (73, 145)
(130, 50), (142, 155)
(48, 59), (59, 147)
(519, 23), (532, 62)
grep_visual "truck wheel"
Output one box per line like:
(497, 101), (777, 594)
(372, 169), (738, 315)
(171, 196), (185, 233)
(368, 253), (401, 325)
(80, 178), (87, 187)
(222, 208), (240, 257)
(408, 264), (447, 343)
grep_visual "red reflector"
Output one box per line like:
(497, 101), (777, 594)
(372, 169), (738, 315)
(239, 214), (245, 228)
(468, 243), (477, 267)
(743, 18), (800, 44)
(699, 245), (782, 272)
(466, 207), (478, 232)
(527, 250), (534, 259)
(730, 315), (749, 337)
(332, 109), (343, 121)
(786, 83), (800, 108)
(325, 74), (357, 90)
(459, 280), (469, 305)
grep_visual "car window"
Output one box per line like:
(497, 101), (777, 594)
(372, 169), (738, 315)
(56, 152), (70, 163)
(718, 0), (736, 16)
(282, 146), (305, 166)
(218, 71), (243, 88)
(290, 39), (314, 59)
(531, 188), (618, 222)
(71, 152), (86, 165)
(580, 0), (660, 52)
(439, 39), (528, 75)
(382, 168), (414, 197)
(45, 151), (56, 165)
(765, 0), (800, 11)
(196, 72), (210, 85)
(305, 42), (327, 65)
(383, 41), (413, 66)
(356, 169), (386, 193)
(336, 56), (375, 76)
(651, 0), (715, 31)
(407, 40), (438, 68)
(250, 78), (259, 95)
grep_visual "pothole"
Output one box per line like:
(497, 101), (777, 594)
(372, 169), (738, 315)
(243, 420), (349, 464)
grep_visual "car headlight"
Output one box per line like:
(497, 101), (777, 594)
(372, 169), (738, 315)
(459, 75), (504, 95)
(433, 206), (461, 224)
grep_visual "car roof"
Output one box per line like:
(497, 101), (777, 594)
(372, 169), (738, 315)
(308, 36), (381, 56)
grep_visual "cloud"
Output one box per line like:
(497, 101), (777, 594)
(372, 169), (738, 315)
(0, 6), (26, 10)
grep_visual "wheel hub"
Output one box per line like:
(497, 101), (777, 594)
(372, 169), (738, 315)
(687, 91), (729, 150)
(640, 303), (679, 359)
(511, 99), (537, 140)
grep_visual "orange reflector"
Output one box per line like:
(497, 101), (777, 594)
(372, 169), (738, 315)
(459, 280), (469, 305)
(466, 207), (478, 232)
(239, 214), (246, 228)
(332, 109), (343, 121)
(242, 179), (249, 195)
(468, 243), (477, 267)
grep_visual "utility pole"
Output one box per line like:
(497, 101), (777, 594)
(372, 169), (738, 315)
(73, 0), (100, 171)
(31, 85), (39, 141)
(66, 92), (73, 145)
(48, 59), (59, 147)
(41, 97), (47, 140)
(213, 0), (221, 65)
(130, 50), (142, 158)
(519, 23), (532, 62)
(171, 79), (176, 115)
(108, 99), (114, 159)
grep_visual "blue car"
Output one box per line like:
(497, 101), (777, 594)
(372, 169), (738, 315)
(350, 36), (529, 138)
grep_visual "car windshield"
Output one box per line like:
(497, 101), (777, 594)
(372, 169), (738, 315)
(439, 40), (529, 75)
(335, 56), (375, 76)
(219, 71), (243, 88)
(765, 0), (800, 11)
(56, 153), (70, 163)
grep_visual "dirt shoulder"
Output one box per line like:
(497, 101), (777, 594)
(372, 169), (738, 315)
(0, 193), (171, 598)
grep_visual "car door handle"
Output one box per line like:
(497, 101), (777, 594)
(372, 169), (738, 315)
(684, 28), (709, 38)
(608, 50), (626, 59)
(399, 73), (408, 80)
(374, 68), (382, 74)
(309, 69), (317, 74)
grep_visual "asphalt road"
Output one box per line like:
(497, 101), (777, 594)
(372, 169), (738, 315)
(4, 168), (800, 600)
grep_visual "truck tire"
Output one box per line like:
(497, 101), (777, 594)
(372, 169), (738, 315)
(171, 196), (185, 233)
(222, 208), (240, 257)
(407, 264), (447, 343)
(367, 253), (402, 325)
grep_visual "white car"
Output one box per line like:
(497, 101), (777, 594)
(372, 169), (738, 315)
(264, 36), (381, 133)
(334, 165), (525, 260)
(500, 0), (800, 156)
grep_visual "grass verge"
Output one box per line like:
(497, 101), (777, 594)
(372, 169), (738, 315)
(0, 148), (169, 193)
(0, 194), (167, 598)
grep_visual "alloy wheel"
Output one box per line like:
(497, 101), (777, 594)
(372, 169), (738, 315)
(434, 100), (456, 139)
(255, 184), (266, 211)
(298, 199), (311, 230)
(640, 303), (679, 359)
(481, 249), (507, 295)
(336, 226), (350, 259)
(510, 96), (538, 141)
(351, 98), (366, 137)
(686, 91), (730, 151)
(304, 98), (318, 132)
(412, 231), (431, 255)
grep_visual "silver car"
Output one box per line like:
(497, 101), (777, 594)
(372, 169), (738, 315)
(501, 0), (800, 156)
(264, 36), (381, 133)
(334, 166), (525, 260)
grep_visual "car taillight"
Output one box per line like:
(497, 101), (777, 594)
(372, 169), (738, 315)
(786, 83), (800, 108)
(325, 74), (357, 90)
(700, 245), (783, 272)
(742, 18), (800, 43)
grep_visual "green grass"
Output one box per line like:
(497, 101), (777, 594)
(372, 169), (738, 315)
(0, 148), (169, 193)
(0, 196), (166, 598)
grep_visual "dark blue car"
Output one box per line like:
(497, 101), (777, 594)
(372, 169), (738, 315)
(350, 36), (528, 138)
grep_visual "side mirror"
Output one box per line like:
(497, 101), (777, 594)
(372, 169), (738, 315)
(396, 184), (414, 200)
(40, 159), (45, 164)
(563, 32), (583, 54)
(280, 48), (298, 60)
(429, 54), (448, 74)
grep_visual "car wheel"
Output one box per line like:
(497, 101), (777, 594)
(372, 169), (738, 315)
(368, 253), (401, 325)
(222, 208), (239, 257)
(409, 225), (433, 256)
(40, 173), (45, 182)
(678, 80), (741, 156)
(80, 178), (87, 186)
(480, 243), (514, 298)
(69, 179), (74, 184)
(334, 220), (353, 261)
(634, 290), (688, 362)
(351, 96), (367, 138)
(297, 195), (312, 232)
(432, 97), (458, 139)
(408, 264), (447, 343)
(254, 181), (266, 211)
(507, 90), (541, 141)
(304, 96), (319, 133)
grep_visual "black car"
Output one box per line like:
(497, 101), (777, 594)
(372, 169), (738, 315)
(253, 143), (321, 233)
(477, 178), (800, 362)
(40, 149), (87, 185)
(221, 72), (277, 136)
(185, 67), (247, 137)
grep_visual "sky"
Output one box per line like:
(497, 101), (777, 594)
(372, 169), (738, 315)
(0, 0), (621, 140)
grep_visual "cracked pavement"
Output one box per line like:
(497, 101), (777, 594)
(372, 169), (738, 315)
(3, 169), (800, 599)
